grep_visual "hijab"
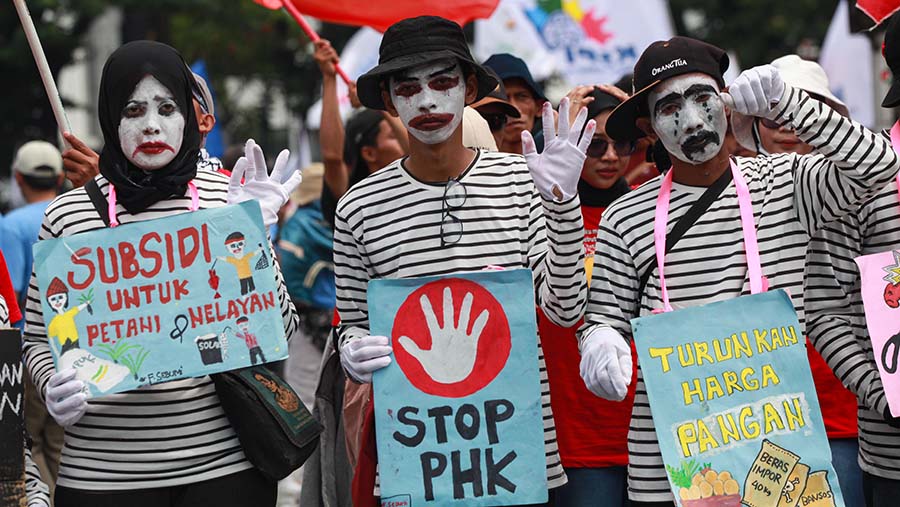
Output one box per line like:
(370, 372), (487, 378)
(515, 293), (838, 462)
(97, 41), (201, 213)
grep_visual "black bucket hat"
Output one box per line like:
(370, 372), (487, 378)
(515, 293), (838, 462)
(883, 14), (900, 107)
(356, 16), (497, 111)
(606, 36), (729, 141)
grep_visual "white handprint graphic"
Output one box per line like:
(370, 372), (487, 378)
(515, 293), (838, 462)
(398, 286), (490, 384)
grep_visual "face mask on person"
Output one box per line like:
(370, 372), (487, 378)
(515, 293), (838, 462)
(389, 59), (466, 145)
(118, 75), (186, 170)
(648, 73), (726, 164)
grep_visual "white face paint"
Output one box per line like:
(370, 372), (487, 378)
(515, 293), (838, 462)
(389, 59), (466, 145)
(648, 73), (726, 164)
(118, 75), (185, 170)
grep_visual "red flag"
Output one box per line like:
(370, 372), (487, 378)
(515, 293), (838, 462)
(255, 0), (499, 32)
(856, 0), (900, 25)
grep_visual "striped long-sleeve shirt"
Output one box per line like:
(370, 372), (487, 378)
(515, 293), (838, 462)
(805, 131), (900, 480)
(580, 85), (900, 503)
(333, 149), (587, 488)
(22, 172), (300, 491)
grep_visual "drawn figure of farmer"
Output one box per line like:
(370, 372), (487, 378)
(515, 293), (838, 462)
(235, 316), (265, 365)
(46, 277), (91, 356)
(219, 232), (261, 295)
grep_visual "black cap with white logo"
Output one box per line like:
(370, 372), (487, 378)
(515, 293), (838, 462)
(606, 36), (729, 141)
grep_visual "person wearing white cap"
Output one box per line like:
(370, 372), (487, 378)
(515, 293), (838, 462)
(730, 54), (864, 507)
(0, 140), (66, 497)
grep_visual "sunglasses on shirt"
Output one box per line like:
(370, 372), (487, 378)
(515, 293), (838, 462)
(586, 138), (636, 158)
(480, 113), (509, 133)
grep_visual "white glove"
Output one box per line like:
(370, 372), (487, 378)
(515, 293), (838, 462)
(720, 64), (785, 119)
(227, 139), (303, 228)
(340, 335), (393, 383)
(45, 369), (88, 427)
(398, 287), (488, 383)
(522, 97), (596, 202)
(580, 327), (632, 401)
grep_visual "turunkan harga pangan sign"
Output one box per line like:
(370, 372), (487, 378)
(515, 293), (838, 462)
(32, 201), (287, 398)
(369, 269), (547, 506)
(632, 290), (844, 507)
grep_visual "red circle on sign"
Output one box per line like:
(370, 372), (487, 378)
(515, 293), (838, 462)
(392, 278), (511, 398)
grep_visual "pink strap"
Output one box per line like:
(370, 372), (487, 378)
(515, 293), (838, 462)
(891, 121), (900, 204)
(107, 180), (199, 228)
(654, 159), (766, 313)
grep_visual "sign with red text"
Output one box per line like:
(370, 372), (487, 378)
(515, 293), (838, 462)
(32, 201), (286, 398)
(632, 290), (845, 507)
(369, 269), (547, 506)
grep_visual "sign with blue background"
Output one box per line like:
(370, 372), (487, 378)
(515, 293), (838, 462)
(632, 290), (844, 507)
(33, 201), (286, 398)
(370, 269), (547, 506)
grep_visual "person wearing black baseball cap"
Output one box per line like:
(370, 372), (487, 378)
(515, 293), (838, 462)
(337, 15), (596, 502)
(804, 13), (900, 507)
(484, 53), (548, 154)
(580, 35), (900, 506)
(471, 67), (522, 148)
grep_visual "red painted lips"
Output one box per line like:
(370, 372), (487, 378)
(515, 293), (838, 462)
(134, 141), (175, 157)
(409, 113), (454, 131)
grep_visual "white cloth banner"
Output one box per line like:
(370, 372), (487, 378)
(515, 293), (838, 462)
(306, 27), (383, 129)
(473, 0), (674, 90)
(820, 0), (875, 127)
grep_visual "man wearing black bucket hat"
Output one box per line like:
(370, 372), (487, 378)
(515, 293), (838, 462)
(805, 13), (900, 506)
(578, 35), (900, 505)
(334, 15), (595, 502)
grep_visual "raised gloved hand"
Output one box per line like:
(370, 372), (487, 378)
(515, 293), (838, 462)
(340, 335), (393, 383)
(580, 327), (632, 401)
(720, 64), (785, 119)
(522, 97), (596, 202)
(227, 139), (303, 228)
(398, 287), (489, 383)
(45, 369), (88, 427)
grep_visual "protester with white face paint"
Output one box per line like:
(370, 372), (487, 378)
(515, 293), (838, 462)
(22, 41), (301, 507)
(337, 15), (593, 503)
(578, 36), (900, 506)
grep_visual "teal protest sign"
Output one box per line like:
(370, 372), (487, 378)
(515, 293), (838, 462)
(33, 201), (286, 398)
(632, 290), (843, 507)
(370, 269), (547, 506)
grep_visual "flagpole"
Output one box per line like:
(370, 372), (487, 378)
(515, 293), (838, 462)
(13, 0), (72, 149)
(279, 1), (353, 85)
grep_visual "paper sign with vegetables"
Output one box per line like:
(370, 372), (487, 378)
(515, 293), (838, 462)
(632, 290), (844, 507)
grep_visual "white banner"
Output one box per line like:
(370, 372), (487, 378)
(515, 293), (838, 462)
(474, 0), (674, 90)
(820, 0), (875, 127)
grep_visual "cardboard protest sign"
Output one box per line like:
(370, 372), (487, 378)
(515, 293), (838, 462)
(32, 201), (286, 398)
(632, 290), (844, 507)
(855, 250), (900, 417)
(369, 269), (547, 506)
(0, 329), (25, 505)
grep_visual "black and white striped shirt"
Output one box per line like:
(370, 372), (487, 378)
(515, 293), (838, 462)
(333, 149), (587, 489)
(805, 131), (900, 480)
(22, 172), (299, 490)
(581, 86), (900, 502)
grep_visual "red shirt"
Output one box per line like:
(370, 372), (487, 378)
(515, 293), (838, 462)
(808, 344), (858, 438)
(540, 204), (635, 468)
(0, 251), (22, 323)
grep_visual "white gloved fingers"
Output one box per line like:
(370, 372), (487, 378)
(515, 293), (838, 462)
(599, 353), (627, 401)
(730, 81), (750, 115)
(228, 157), (248, 199)
(719, 92), (735, 111)
(568, 106), (589, 146)
(619, 352), (633, 385)
(281, 169), (303, 196)
(747, 73), (768, 114)
(270, 149), (292, 183)
(577, 119), (597, 153)
(541, 101), (554, 145)
(521, 130), (537, 157)
(557, 97), (571, 140)
(47, 378), (85, 401)
(357, 355), (392, 374)
(350, 344), (393, 363)
(249, 141), (269, 182)
(48, 368), (77, 388)
(50, 392), (87, 415)
(243, 139), (259, 182)
(769, 70), (784, 106)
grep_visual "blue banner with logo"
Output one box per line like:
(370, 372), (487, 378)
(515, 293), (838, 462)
(370, 269), (547, 506)
(32, 201), (286, 398)
(632, 290), (844, 507)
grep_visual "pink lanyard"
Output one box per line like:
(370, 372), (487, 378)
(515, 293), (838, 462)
(107, 181), (199, 227)
(653, 159), (766, 313)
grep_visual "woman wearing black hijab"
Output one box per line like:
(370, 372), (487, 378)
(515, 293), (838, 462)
(22, 41), (300, 507)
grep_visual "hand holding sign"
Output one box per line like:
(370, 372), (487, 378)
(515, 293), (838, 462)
(399, 287), (490, 384)
(45, 369), (87, 427)
(580, 327), (632, 401)
(227, 139), (302, 228)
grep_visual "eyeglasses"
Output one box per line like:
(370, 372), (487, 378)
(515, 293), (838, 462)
(757, 117), (784, 130)
(440, 178), (467, 246)
(481, 113), (508, 133)
(586, 138), (636, 158)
